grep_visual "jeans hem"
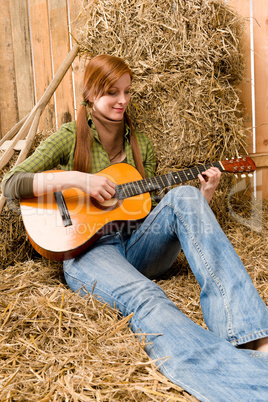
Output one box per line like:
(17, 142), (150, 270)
(231, 329), (268, 347)
(238, 348), (268, 361)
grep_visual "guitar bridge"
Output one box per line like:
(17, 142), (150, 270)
(54, 191), (72, 227)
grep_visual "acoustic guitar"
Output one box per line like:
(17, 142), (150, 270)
(20, 157), (256, 261)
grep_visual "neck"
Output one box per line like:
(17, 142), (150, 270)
(91, 109), (125, 152)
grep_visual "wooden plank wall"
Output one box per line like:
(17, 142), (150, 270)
(0, 0), (267, 196)
(0, 0), (85, 136)
(226, 0), (268, 198)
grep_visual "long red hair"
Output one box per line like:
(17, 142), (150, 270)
(73, 54), (145, 178)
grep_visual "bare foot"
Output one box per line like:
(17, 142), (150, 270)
(255, 337), (268, 353)
(240, 337), (268, 353)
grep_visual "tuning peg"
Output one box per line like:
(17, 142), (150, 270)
(248, 173), (253, 177)
(241, 174), (246, 178)
(235, 174), (238, 178)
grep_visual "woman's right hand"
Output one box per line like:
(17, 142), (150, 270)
(33, 171), (116, 203)
(79, 173), (116, 203)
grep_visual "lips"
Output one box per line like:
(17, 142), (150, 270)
(113, 108), (124, 112)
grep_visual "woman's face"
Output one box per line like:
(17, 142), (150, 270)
(92, 73), (131, 121)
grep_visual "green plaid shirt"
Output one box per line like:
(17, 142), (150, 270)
(4, 114), (156, 181)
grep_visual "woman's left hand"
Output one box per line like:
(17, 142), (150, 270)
(198, 167), (221, 203)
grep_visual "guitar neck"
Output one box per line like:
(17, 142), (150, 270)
(114, 161), (223, 200)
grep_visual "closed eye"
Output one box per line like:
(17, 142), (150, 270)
(107, 87), (131, 96)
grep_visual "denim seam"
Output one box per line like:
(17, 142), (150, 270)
(250, 350), (268, 359)
(170, 204), (237, 343)
(234, 329), (268, 345)
(118, 231), (128, 255)
(127, 200), (236, 342)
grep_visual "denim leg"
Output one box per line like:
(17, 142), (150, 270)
(63, 234), (268, 402)
(126, 186), (268, 345)
(63, 186), (268, 401)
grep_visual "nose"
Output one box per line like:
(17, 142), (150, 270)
(117, 91), (128, 105)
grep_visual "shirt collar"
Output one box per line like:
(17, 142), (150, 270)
(87, 111), (131, 143)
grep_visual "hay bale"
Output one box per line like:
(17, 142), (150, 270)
(0, 132), (53, 267)
(0, 260), (192, 401)
(0, 207), (33, 269)
(0, 215), (267, 400)
(0, 0), (249, 263)
(78, 0), (247, 172)
(0, 161), (34, 268)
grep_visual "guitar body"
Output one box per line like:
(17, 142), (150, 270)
(20, 156), (256, 261)
(20, 163), (151, 261)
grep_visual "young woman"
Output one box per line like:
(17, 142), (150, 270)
(2, 54), (268, 401)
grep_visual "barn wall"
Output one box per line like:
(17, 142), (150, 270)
(0, 0), (84, 135)
(227, 0), (268, 198)
(0, 0), (267, 196)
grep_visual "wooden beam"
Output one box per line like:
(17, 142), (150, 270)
(0, 109), (42, 214)
(0, 114), (35, 171)
(249, 152), (268, 168)
(1, 140), (28, 152)
(0, 114), (29, 147)
(15, 109), (42, 165)
(34, 43), (79, 111)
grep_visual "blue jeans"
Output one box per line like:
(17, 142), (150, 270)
(63, 186), (268, 401)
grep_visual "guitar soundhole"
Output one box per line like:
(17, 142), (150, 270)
(90, 196), (122, 211)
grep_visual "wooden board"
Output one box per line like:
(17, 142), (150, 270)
(249, 153), (268, 168)
(227, 0), (268, 198)
(0, 0), (18, 136)
(0, 139), (27, 152)
(68, 0), (86, 117)
(29, 0), (55, 130)
(9, 0), (35, 121)
(48, 0), (74, 128)
(0, 0), (83, 137)
(253, 0), (268, 198)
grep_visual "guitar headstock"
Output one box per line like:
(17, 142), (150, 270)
(221, 157), (256, 174)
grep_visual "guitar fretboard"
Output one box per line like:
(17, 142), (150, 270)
(114, 161), (223, 200)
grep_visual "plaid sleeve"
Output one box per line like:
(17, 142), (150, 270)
(2, 122), (76, 182)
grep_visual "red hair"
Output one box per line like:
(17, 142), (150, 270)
(73, 54), (145, 178)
